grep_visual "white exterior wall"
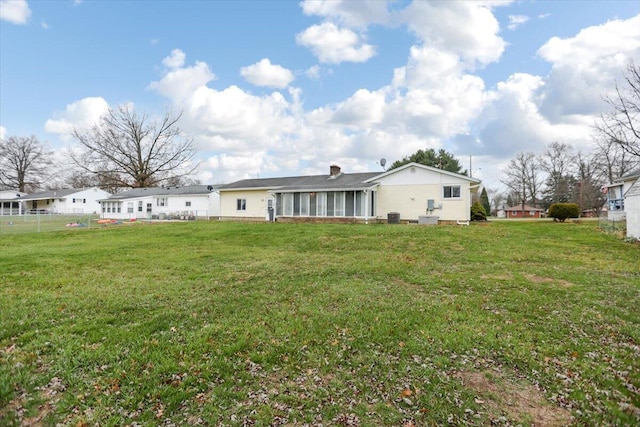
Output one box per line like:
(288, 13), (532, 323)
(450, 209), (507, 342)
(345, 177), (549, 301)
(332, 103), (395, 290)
(102, 193), (219, 219)
(28, 188), (109, 214)
(220, 189), (271, 219)
(625, 180), (640, 239)
(375, 166), (473, 221)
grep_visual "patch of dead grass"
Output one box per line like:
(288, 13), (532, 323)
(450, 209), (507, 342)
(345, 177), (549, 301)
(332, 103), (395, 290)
(525, 274), (575, 288)
(457, 370), (573, 426)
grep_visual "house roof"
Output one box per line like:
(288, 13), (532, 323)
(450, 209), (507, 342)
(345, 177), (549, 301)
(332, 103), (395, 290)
(0, 190), (26, 200)
(364, 162), (481, 184)
(621, 168), (640, 181)
(16, 187), (102, 201)
(103, 185), (218, 201)
(218, 162), (480, 193)
(626, 177), (640, 197)
(505, 205), (544, 211)
(218, 172), (381, 192)
(605, 168), (640, 188)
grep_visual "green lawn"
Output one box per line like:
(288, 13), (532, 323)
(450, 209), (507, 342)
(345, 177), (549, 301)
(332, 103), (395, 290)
(0, 221), (638, 426)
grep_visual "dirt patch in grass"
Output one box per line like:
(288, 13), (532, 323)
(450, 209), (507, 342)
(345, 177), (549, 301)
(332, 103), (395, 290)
(525, 274), (575, 288)
(457, 370), (573, 426)
(2, 377), (65, 427)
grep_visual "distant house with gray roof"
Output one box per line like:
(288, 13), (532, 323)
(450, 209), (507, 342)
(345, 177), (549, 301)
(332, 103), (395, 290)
(15, 187), (111, 215)
(0, 190), (27, 216)
(99, 185), (219, 220)
(218, 163), (481, 223)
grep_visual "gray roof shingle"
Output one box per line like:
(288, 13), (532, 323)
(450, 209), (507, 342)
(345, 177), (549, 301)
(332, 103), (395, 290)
(104, 185), (218, 200)
(218, 172), (380, 192)
(16, 188), (95, 200)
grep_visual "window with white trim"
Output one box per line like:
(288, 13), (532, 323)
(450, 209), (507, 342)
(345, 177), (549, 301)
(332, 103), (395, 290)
(443, 185), (461, 199)
(236, 198), (246, 211)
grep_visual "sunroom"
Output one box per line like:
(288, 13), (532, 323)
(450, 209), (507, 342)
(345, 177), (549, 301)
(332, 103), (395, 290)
(274, 188), (377, 219)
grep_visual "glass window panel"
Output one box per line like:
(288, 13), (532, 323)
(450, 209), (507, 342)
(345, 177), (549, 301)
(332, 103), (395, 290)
(310, 193), (317, 216)
(345, 191), (355, 216)
(300, 193), (309, 216)
(334, 192), (345, 216)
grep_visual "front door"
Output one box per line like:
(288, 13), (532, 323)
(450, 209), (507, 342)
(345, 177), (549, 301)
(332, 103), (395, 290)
(266, 198), (275, 221)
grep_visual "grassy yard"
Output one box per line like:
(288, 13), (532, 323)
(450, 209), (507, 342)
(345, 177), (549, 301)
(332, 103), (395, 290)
(0, 221), (638, 426)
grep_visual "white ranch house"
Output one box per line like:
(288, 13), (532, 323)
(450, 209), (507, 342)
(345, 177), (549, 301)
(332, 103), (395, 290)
(14, 187), (110, 215)
(217, 163), (480, 223)
(0, 190), (27, 216)
(99, 185), (220, 220)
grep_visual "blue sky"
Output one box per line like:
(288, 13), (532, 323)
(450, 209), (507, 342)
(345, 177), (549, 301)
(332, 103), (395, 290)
(1, 0), (639, 189)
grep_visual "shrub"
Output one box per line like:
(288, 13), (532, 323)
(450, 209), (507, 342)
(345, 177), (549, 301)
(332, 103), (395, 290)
(470, 201), (487, 221)
(548, 203), (580, 222)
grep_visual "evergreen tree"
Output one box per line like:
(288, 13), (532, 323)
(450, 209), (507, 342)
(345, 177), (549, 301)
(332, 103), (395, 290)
(389, 148), (467, 175)
(480, 187), (491, 216)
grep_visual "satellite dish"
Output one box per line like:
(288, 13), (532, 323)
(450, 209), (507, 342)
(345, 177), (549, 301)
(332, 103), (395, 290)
(380, 158), (386, 168)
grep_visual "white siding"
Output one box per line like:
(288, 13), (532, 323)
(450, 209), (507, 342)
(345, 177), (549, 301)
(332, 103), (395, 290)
(625, 179), (640, 239)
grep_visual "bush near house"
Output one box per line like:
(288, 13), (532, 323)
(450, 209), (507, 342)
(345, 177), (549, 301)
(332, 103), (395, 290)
(470, 200), (487, 221)
(548, 203), (580, 222)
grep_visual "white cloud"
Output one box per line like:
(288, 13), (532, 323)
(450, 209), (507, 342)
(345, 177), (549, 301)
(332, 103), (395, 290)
(240, 58), (294, 88)
(296, 22), (376, 64)
(0, 0), (31, 24)
(400, 1), (505, 67)
(45, 97), (110, 137)
(148, 60), (215, 104)
(305, 65), (321, 80)
(40, 21), (49, 30)
(331, 89), (386, 127)
(300, 0), (393, 28)
(162, 49), (186, 69)
(507, 15), (529, 31)
(0, 125), (6, 140)
(149, 59), (298, 151)
(537, 14), (640, 121)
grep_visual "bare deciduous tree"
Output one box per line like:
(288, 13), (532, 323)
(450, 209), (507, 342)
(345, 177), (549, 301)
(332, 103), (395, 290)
(500, 152), (543, 210)
(0, 135), (53, 192)
(70, 106), (199, 189)
(594, 60), (640, 158)
(540, 142), (576, 204)
(592, 133), (639, 184)
(573, 152), (607, 214)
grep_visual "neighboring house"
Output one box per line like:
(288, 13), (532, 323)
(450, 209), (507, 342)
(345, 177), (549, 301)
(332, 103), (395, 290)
(217, 163), (481, 223)
(503, 205), (544, 219)
(16, 187), (110, 215)
(626, 178), (640, 239)
(606, 169), (640, 239)
(99, 185), (220, 220)
(605, 169), (640, 226)
(0, 190), (27, 215)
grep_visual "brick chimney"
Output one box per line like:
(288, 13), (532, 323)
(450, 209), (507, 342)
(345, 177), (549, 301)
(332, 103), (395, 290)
(330, 164), (341, 177)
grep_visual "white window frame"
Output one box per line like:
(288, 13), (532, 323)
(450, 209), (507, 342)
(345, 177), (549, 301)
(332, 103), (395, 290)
(443, 185), (461, 199)
(236, 198), (247, 211)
